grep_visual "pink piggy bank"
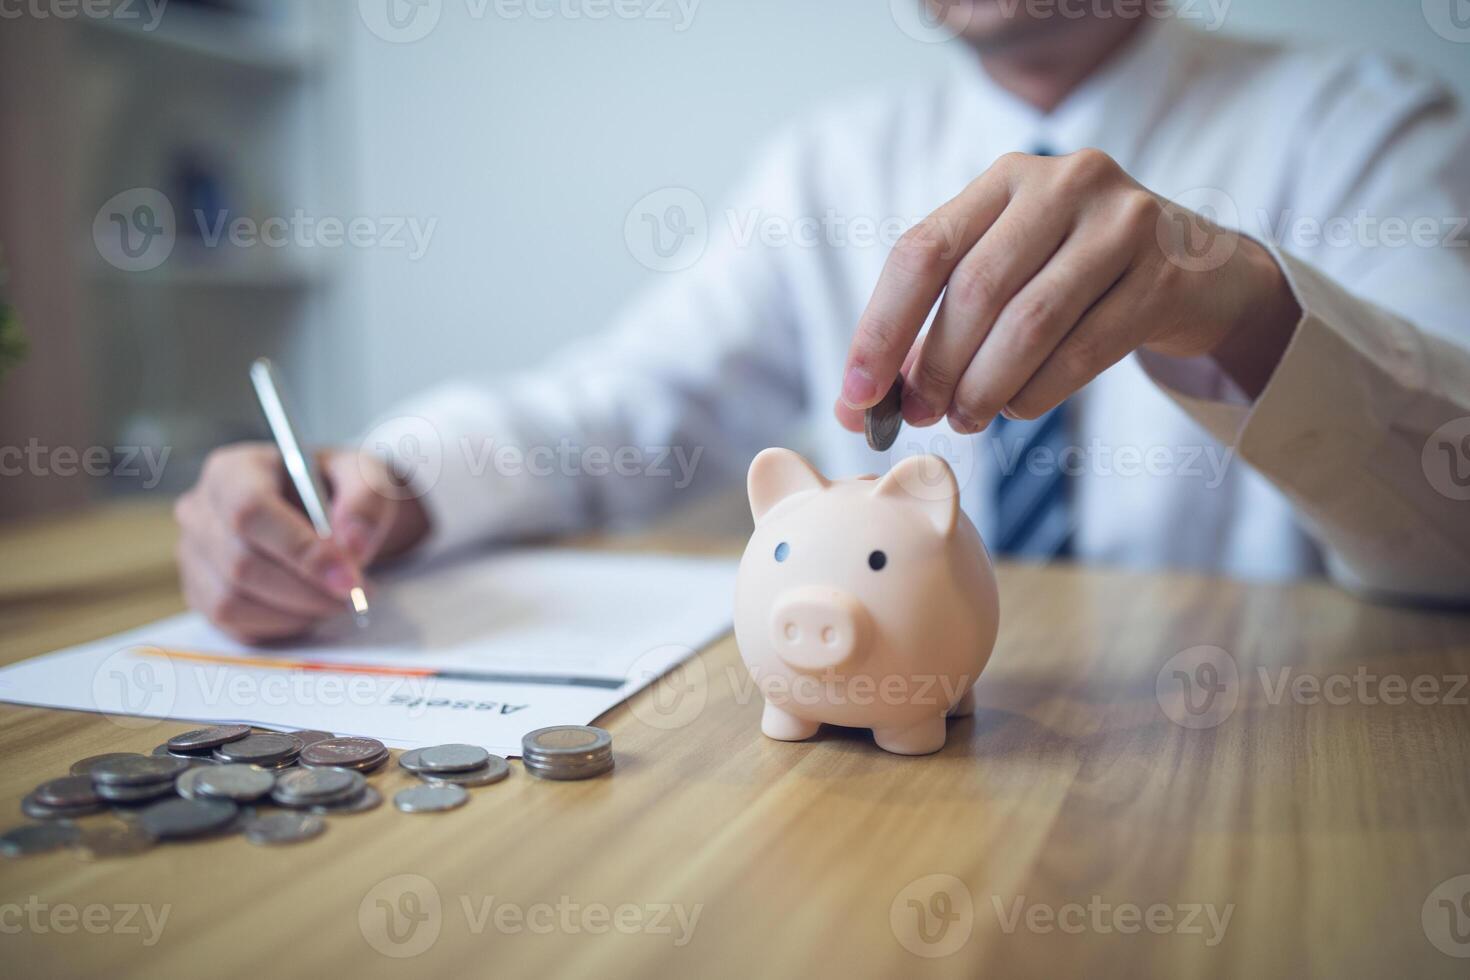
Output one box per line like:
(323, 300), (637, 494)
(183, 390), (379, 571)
(734, 448), (1000, 755)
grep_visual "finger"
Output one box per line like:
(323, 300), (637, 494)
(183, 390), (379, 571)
(905, 189), (1072, 424)
(1007, 268), (1157, 420)
(179, 540), (314, 643)
(321, 452), (397, 564)
(842, 162), (1017, 410)
(202, 449), (359, 600)
(175, 500), (333, 620)
(836, 334), (924, 433)
(197, 518), (346, 619)
(948, 220), (1136, 430)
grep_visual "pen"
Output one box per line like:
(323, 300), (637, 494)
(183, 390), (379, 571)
(248, 357), (370, 626)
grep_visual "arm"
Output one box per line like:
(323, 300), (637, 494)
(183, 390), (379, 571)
(834, 76), (1470, 602)
(1138, 82), (1470, 602)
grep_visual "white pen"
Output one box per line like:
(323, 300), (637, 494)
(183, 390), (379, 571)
(249, 357), (370, 626)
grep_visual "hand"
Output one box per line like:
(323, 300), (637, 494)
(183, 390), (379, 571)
(835, 149), (1300, 434)
(174, 443), (430, 642)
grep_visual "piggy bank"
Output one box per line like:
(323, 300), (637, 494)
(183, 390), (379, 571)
(733, 448), (999, 755)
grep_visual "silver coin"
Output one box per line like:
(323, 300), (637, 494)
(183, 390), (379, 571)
(309, 785), (383, 816)
(302, 749), (388, 773)
(272, 767), (364, 807)
(212, 733), (302, 766)
(34, 776), (101, 809)
(21, 793), (106, 821)
(300, 737), (386, 769)
(137, 798), (238, 840)
(242, 811), (326, 846)
(523, 755), (615, 781)
(89, 754), (190, 787)
(419, 755), (510, 787)
(193, 764), (277, 802)
(0, 822), (81, 857)
(393, 784), (469, 813)
(94, 780), (177, 804)
(70, 753), (146, 778)
(167, 724), (252, 752)
(75, 822), (155, 860)
(863, 374), (904, 452)
(412, 743), (491, 773)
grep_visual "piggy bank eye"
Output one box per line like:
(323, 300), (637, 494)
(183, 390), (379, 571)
(868, 550), (887, 571)
(774, 542), (790, 562)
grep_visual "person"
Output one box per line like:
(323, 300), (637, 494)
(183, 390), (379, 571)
(173, 3), (1470, 642)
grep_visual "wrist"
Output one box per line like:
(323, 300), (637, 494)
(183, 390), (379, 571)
(1208, 240), (1302, 398)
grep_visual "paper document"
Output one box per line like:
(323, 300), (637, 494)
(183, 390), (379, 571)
(0, 549), (737, 757)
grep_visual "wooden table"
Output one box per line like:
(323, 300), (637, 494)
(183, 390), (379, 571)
(2, 503), (1469, 979)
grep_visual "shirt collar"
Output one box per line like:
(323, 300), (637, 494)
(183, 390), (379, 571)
(955, 16), (1191, 166)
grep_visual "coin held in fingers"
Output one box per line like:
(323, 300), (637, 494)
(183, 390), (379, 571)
(864, 374), (903, 452)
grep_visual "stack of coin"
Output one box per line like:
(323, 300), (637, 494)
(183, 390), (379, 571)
(270, 767), (367, 810)
(87, 755), (191, 804)
(398, 743), (510, 788)
(300, 736), (388, 772)
(213, 732), (303, 769)
(177, 764), (276, 803)
(158, 724), (251, 762)
(22, 776), (106, 820)
(521, 726), (614, 780)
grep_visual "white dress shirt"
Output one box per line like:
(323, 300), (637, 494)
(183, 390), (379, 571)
(372, 18), (1470, 602)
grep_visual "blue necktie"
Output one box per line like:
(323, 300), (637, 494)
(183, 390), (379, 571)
(991, 143), (1074, 560)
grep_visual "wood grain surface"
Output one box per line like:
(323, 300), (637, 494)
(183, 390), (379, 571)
(2, 503), (1469, 979)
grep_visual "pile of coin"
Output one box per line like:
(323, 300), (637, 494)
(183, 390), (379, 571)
(521, 726), (614, 780)
(0, 727), (501, 859)
(1, 726), (613, 859)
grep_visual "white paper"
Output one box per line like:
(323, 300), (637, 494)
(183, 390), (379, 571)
(0, 548), (737, 756)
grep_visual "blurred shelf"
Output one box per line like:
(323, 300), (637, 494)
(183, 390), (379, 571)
(76, 3), (319, 77)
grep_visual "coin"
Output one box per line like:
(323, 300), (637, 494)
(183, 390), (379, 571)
(413, 744), (492, 773)
(523, 755), (615, 781)
(33, 776), (101, 809)
(289, 730), (334, 748)
(89, 754), (189, 786)
(300, 737), (387, 770)
(21, 792), (106, 821)
(153, 744), (221, 764)
(419, 755), (510, 787)
(309, 785), (383, 816)
(75, 822), (155, 860)
(167, 724), (252, 752)
(192, 765), (276, 802)
(521, 726), (613, 765)
(71, 753), (146, 777)
(137, 798), (239, 840)
(863, 374), (904, 452)
(272, 767), (365, 807)
(0, 822), (81, 857)
(242, 811), (325, 846)
(94, 780), (177, 804)
(212, 733), (302, 766)
(393, 784), (469, 813)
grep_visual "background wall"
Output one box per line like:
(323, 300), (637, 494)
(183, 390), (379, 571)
(333, 0), (1470, 439)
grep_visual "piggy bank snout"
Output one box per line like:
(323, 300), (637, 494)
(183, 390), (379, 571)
(769, 586), (871, 672)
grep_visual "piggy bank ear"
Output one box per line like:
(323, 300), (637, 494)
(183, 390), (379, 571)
(748, 448), (829, 522)
(871, 455), (959, 536)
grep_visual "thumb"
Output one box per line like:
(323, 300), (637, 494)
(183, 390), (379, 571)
(322, 451), (396, 566)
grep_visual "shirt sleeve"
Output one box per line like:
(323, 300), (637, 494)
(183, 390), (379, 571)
(1137, 66), (1470, 603)
(362, 133), (811, 559)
